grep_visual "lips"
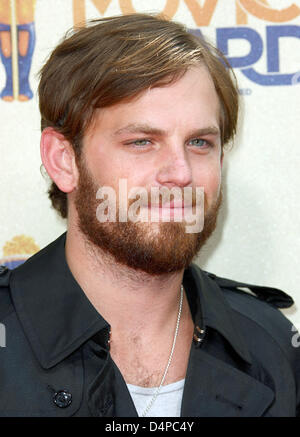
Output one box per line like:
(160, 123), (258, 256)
(139, 200), (194, 209)
(151, 201), (193, 209)
(141, 204), (193, 209)
(163, 201), (192, 208)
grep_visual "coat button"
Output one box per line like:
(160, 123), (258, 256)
(53, 390), (72, 408)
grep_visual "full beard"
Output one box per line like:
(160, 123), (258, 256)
(74, 158), (222, 275)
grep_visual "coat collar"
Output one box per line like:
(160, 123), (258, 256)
(10, 232), (252, 370)
(184, 264), (252, 365)
(10, 233), (108, 369)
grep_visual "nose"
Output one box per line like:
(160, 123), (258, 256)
(156, 146), (192, 188)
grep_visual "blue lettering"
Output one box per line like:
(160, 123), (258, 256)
(215, 25), (300, 86)
(217, 27), (263, 68)
(188, 28), (203, 38)
(242, 25), (300, 86)
(267, 25), (300, 73)
(240, 68), (296, 86)
(191, 25), (300, 86)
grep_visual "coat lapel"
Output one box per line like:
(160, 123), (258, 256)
(181, 346), (274, 417)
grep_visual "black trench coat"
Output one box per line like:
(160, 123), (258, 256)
(0, 233), (299, 417)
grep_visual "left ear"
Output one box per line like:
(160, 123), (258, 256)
(40, 127), (79, 193)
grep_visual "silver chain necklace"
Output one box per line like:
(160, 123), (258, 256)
(141, 284), (184, 417)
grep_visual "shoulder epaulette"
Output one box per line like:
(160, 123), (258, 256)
(204, 271), (294, 309)
(0, 265), (11, 287)
(0, 266), (14, 320)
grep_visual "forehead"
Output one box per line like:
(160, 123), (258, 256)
(86, 66), (220, 139)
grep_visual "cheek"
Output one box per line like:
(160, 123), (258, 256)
(89, 156), (150, 193)
(110, 154), (154, 188)
(193, 160), (222, 194)
(86, 150), (125, 187)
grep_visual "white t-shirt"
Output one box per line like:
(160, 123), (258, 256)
(127, 378), (185, 417)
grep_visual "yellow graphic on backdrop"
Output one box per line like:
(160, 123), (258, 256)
(2, 234), (40, 256)
(239, 0), (300, 23)
(0, 235), (40, 269)
(0, 0), (36, 102)
(72, 0), (300, 26)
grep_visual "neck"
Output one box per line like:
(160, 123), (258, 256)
(65, 226), (186, 334)
(65, 224), (195, 387)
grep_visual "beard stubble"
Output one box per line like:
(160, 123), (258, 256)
(74, 157), (222, 275)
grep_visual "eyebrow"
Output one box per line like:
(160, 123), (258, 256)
(113, 123), (220, 138)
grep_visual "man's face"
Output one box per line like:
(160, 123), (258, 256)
(73, 66), (223, 274)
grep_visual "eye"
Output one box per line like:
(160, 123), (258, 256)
(122, 138), (154, 153)
(188, 138), (208, 148)
(130, 139), (151, 146)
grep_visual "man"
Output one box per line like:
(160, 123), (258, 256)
(0, 13), (299, 417)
